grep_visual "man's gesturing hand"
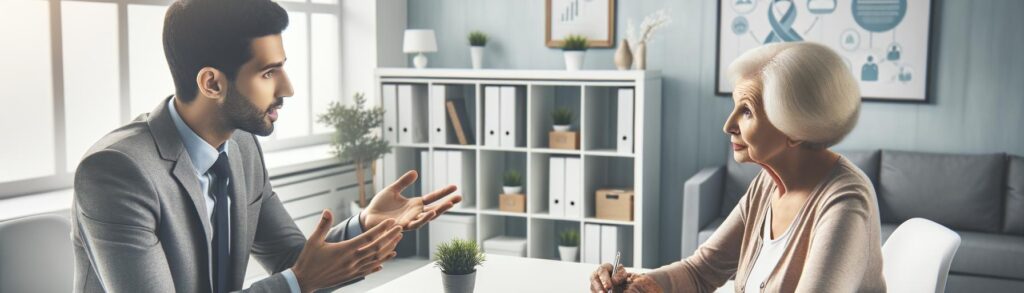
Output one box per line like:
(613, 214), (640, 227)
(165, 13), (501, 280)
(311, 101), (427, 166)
(291, 209), (403, 293)
(362, 170), (463, 231)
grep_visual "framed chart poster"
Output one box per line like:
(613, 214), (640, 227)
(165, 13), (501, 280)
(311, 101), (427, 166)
(546, 0), (616, 48)
(716, 0), (935, 102)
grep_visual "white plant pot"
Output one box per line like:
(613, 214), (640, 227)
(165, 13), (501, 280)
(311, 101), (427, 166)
(563, 51), (585, 71)
(502, 185), (522, 194)
(553, 124), (571, 132)
(348, 200), (364, 219)
(441, 271), (477, 293)
(558, 245), (579, 262)
(470, 46), (484, 69)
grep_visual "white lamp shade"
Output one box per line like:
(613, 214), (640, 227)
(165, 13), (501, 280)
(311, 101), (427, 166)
(403, 29), (437, 53)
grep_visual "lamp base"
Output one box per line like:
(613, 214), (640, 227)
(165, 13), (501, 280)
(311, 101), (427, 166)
(413, 53), (428, 69)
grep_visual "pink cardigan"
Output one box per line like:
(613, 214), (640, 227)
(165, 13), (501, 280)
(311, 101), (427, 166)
(647, 157), (886, 292)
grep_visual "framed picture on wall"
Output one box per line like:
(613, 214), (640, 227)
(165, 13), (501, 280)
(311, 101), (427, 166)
(715, 0), (935, 103)
(546, 0), (616, 48)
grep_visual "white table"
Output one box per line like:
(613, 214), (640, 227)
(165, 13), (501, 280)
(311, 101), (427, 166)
(369, 254), (648, 292)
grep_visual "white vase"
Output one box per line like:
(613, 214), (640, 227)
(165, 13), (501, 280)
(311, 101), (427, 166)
(470, 46), (484, 69)
(563, 51), (585, 71)
(553, 124), (571, 132)
(441, 271), (477, 293)
(348, 200), (363, 219)
(558, 245), (579, 262)
(502, 185), (522, 194)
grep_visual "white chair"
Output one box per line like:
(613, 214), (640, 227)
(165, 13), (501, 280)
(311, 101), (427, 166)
(0, 214), (74, 293)
(883, 218), (961, 293)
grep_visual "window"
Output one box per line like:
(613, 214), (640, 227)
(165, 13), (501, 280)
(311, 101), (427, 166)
(0, 0), (342, 198)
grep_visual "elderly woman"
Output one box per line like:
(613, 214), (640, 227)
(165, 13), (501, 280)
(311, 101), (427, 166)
(590, 42), (885, 292)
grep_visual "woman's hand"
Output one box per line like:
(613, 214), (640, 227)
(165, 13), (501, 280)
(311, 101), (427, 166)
(590, 263), (630, 293)
(623, 274), (663, 293)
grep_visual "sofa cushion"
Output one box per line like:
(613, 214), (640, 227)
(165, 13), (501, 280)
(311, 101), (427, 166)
(947, 230), (1024, 280)
(878, 150), (1005, 233)
(1005, 155), (1024, 235)
(836, 150), (880, 188)
(722, 159), (762, 216)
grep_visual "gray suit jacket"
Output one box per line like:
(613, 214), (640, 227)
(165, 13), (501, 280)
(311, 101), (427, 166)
(72, 97), (358, 292)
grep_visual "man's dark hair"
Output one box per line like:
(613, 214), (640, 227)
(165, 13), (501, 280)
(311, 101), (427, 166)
(163, 0), (289, 102)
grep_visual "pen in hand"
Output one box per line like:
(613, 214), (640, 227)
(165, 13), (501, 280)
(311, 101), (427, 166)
(610, 251), (621, 290)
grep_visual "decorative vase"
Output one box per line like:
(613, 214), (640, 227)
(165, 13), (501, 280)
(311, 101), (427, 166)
(502, 185), (522, 194)
(441, 271), (477, 293)
(470, 46), (484, 69)
(614, 39), (633, 70)
(553, 124), (571, 132)
(633, 41), (647, 70)
(558, 245), (579, 262)
(563, 51), (585, 71)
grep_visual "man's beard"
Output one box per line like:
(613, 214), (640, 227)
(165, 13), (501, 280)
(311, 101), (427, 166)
(223, 85), (281, 137)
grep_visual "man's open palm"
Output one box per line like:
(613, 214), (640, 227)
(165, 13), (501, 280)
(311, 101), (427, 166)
(362, 170), (462, 231)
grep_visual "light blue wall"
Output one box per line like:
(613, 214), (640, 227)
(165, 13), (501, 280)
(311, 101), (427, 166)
(408, 0), (1024, 265)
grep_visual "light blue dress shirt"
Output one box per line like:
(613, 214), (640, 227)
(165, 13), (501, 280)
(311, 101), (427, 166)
(168, 98), (364, 293)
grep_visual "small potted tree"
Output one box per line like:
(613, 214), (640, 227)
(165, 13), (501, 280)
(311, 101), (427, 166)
(468, 31), (488, 69)
(317, 92), (391, 216)
(562, 34), (588, 71)
(502, 169), (522, 194)
(558, 229), (580, 262)
(552, 107), (572, 131)
(435, 238), (486, 293)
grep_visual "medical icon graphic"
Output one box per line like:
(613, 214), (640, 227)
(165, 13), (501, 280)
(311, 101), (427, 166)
(732, 0), (757, 15)
(887, 43), (902, 61)
(898, 66), (913, 82)
(853, 0), (907, 32)
(840, 29), (860, 51)
(764, 0), (803, 43)
(861, 55), (879, 81)
(732, 16), (749, 35)
(808, 0), (836, 14)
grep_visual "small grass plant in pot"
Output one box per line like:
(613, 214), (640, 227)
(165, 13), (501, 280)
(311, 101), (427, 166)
(562, 34), (588, 71)
(468, 31), (488, 69)
(435, 238), (486, 293)
(502, 169), (522, 194)
(552, 107), (573, 132)
(558, 229), (580, 262)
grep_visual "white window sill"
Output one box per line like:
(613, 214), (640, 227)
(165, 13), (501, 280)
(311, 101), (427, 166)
(0, 143), (341, 222)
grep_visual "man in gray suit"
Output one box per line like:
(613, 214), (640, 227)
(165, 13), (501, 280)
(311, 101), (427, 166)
(71, 0), (461, 292)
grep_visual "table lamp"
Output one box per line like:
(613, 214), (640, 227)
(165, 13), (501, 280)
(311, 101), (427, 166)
(403, 29), (437, 69)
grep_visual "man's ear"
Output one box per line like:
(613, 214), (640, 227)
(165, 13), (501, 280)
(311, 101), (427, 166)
(196, 67), (227, 100)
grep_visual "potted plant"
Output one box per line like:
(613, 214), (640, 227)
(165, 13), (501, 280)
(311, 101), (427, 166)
(552, 107), (572, 131)
(317, 92), (391, 216)
(558, 229), (580, 262)
(468, 31), (488, 69)
(434, 238), (486, 293)
(502, 169), (522, 194)
(561, 34), (588, 71)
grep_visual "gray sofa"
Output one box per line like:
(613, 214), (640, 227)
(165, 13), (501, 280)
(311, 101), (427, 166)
(681, 150), (1024, 292)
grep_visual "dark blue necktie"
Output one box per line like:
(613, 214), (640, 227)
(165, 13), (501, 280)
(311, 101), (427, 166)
(210, 153), (232, 293)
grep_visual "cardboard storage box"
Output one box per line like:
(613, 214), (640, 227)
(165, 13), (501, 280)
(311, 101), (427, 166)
(595, 189), (634, 221)
(549, 131), (580, 150)
(429, 214), (476, 259)
(499, 193), (526, 213)
(484, 236), (527, 257)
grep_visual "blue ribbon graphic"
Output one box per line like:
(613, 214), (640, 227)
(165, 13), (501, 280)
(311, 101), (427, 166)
(764, 0), (803, 43)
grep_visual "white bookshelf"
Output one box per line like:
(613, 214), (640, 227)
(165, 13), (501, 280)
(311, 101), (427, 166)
(376, 68), (662, 269)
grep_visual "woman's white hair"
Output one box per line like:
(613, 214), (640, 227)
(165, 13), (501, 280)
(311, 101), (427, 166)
(727, 42), (861, 149)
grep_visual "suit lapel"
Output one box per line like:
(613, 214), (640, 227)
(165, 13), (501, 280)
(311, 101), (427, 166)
(227, 141), (250, 288)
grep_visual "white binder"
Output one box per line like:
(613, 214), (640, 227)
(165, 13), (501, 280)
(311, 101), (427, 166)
(419, 150), (430, 196)
(617, 88), (634, 153)
(499, 86), (524, 147)
(431, 151), (447, 196)
(584, 223), (602, 264)
(383, 153), (398, 187)
(398, 85), (427, 143)
(564, 157), (582, 218)
(600, 225), (625, 264)
(446, 151), (464, 209)
(429, 85), (447, 145)
(382, 84), (398, 143)
(484, 86), (501, 147)
(549, 157), (565, 217)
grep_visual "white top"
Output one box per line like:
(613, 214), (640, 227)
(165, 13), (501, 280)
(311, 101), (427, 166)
(744, 205), (795, 292)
